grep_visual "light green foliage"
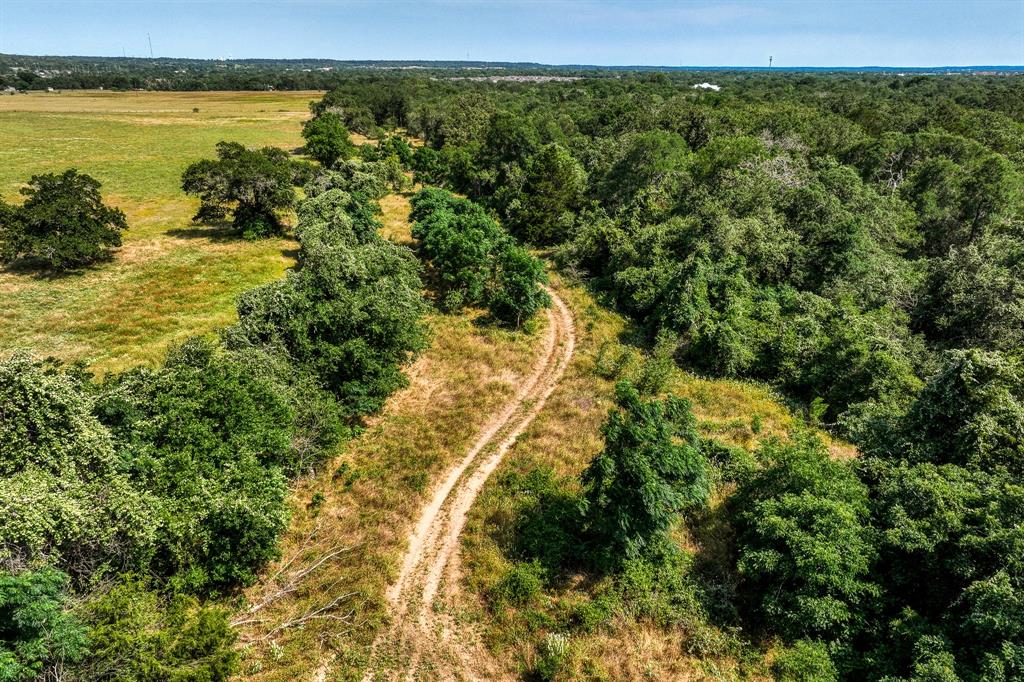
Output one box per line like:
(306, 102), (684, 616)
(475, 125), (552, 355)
(581, 381), (710, 567)
(77, 578), (238, 682)
(0, 169), (127, 270)
(897, 349), (1024, 474)
(0, 355), (158, 577)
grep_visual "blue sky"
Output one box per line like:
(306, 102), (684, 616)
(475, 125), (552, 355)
(1, 1), (1021, 67)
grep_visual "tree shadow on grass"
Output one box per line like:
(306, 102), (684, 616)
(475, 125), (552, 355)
(2, 254), (113, 280)
(165, 221), (241, 242)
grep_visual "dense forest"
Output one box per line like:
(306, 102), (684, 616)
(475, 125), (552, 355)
(315, 72), (1024, 679)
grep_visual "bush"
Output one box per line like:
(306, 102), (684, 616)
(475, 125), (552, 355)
(489, 561), (546, 610)
(77, 578), (237, 681)
(581, 381), (710, 569)
(231, 236), (427, 419)
(0, 169), (127, 270)
(772, 639), (838, 681)
(0, 567), (87, 682)
(94, 338), (294, 592)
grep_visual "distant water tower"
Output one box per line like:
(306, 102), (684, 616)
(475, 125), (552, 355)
(769, 56), (773, 71)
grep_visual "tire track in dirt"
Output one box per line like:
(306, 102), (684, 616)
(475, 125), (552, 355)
(360, 288), (575, 681)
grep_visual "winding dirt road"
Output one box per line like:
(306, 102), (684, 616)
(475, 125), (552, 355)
(363, 288), (576, 681)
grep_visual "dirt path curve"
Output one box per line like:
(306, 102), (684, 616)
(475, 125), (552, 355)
(360, 288), (576, 681)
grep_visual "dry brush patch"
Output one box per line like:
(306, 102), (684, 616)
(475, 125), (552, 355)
(234, 306), (544, 681)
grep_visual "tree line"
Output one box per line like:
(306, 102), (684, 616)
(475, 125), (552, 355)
(0, 139), (428, 680)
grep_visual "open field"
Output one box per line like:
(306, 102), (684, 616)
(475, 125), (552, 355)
(0, 90), (320, 373)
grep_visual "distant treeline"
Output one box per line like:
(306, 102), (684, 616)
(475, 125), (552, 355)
(2, 53), (1022, 91)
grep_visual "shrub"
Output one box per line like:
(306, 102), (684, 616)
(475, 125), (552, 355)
(410, 188), (549, 326)
(489, 561), (546, 610)
(772, 639), (838, 682)
(0, 169), (127, 270)
(581, 381), (710, 569)
(0, 567), (87, 682)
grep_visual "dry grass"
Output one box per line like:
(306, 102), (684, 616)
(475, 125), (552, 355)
(233, 194), (545, 681)
(0, 90), (319, 374)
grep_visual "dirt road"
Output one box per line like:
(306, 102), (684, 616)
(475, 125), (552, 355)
(362, 288), (576, 681)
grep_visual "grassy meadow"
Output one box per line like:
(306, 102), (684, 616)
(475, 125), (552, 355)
(0, 90), (320, 373)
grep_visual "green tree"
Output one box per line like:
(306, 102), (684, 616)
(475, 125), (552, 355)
(507, 143), (587, 245)
(581, 381), (710, 568)
(301, 111), (355, 167)
(0, 170), (127, 270)
(734, 434), (877, 642)
(181, 141), (296, 238)
(0, 568), (86, 682)
(485, 242), (550, 327)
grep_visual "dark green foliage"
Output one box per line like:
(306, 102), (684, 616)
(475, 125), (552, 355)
(76, 579), (238, 682)
(0, 169), (127, 270)
(410, 188), (549, 326)
(301, 111), (355, 167)
(311, 71), (1024, 680)
(230, 222), (427, 418)
(94, 338), (293, 592)
(581, 381), (710, 568)
(411, 146), (449, 186)
(488, 561), (545, 610)
(733, 434), (876, 643)
(411, 188), (505, 307)
(0, 568), (86, 682)
(377, 135), (414, 166)
(486, 242), (551, 327)
(894, 349), (1024, 475)
(181, 141), (296, 238)
(506, 467), (584, 574)
(505, 143), (587, 245)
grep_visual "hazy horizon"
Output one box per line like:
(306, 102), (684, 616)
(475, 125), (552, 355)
(0, 0), (1021, 68)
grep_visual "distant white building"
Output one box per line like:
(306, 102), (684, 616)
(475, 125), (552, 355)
(692, 82), (721, 91)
